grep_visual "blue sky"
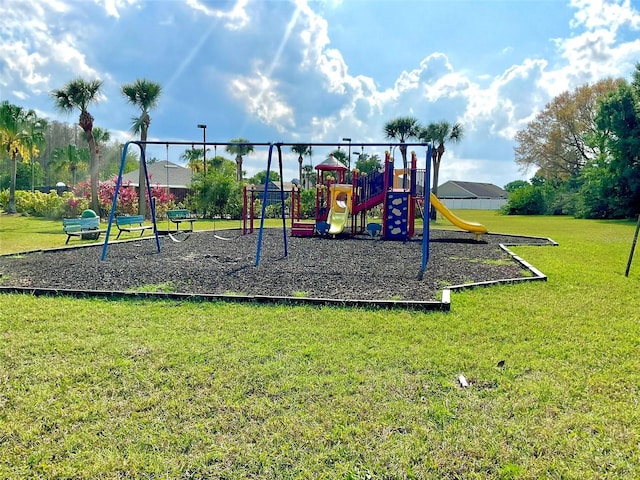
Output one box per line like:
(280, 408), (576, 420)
(2, 0), (640, 188)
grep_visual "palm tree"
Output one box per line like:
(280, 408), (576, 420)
(226, 138), (254, 182)
(383, 116), (422, 188)
(329, 149), (349, 167)
(0, 102), (44, 213)
(302, 164), (315, 189)
(51, 78), (103, 212)
(25, 116), (47, 192)
(291, 144), (311, 187)
(420, 121), (464, 219)
(92, 126), (111, 178)
(49, 145), (90, 186)
(121, 78), (162, 217)
(180, 147), (206, 173)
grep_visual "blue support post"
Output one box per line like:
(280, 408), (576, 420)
(255, 144), (275, 267)
(419, 145), (432, 278)
(101, 141), (160, 261)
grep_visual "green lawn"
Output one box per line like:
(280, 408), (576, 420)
(1, 212), (639, 478)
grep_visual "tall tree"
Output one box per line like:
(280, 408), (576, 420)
(420, 121), (464, 218)
(121, 78), (162, 217)
(384, 116), (422, 188)
(42, 120), (76, 184)
(302, 164), (316, 189)
(92, 126), (111, 178)
(513, 79), (622, 181)
(226, 138), (254, 182)
(592, 72), (640, 218)
(51, 78), (103, 212)
(0, 102), (44, 213)
(24, 115), (47, 192)
(49, 145), (90, 186)
(354, 153), (382, 174)
(291, 144), (312, 187)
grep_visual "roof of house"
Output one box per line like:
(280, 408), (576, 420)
(437, 181), (508, 199)
(120, 160), (193, 189)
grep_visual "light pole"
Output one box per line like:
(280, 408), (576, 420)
(197, 124), (207, 176)
(342, 137), (352, 170)
(352, 151), (360, 168)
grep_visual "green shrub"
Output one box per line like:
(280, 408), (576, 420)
(265, 203), (284, 218)
(27, 190), (67, 218)
(501, 185), (545, 215)
(0, 189), (94, 219)
(0, 189), (8, 211)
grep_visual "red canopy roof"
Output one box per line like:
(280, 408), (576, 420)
(315, 155), (347, 171)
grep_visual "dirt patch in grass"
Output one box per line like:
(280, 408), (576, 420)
(0, 229), (554, 302)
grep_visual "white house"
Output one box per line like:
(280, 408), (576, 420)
(436, 181), (508, 210)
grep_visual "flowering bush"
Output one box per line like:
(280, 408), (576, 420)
(150, 183), (176, 219)
(0, 182), (174, 220)
(74, 179), (137, 216)
(62, 192), (89, 218)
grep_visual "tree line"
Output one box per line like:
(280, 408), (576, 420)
(507, 63), (640, 219)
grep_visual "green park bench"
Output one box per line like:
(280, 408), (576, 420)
(167, 209), (198, 232)
(62, 217), (104, 244)
(115, 215), (152, 239)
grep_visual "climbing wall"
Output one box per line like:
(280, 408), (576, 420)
(384, 191), (410, 240)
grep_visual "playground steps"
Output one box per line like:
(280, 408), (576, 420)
(291, 222), (315, 237)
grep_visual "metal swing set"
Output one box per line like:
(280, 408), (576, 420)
(100, 140), (434, 280)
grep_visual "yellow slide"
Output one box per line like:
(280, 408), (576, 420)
(429, 193), (488, 238)
(328, 205), (349, 235)
(327, 184), (353, 235)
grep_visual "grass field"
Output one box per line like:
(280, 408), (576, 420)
(1, 211), (639, 478)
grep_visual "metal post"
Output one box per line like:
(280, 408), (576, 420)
(197, 124), (207, 176)
(625, 214), (640, 277)
(342, 137), (351, 170)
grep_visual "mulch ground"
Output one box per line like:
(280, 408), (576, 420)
(0, 228), (554, 303)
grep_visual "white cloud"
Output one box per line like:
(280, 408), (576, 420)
(570, 0), (640, 30)
(95, 0), (139, 18)
(0, 0), (101, 96)
(229, 69), (295, 133)
(185, 0), (250, 31)
(542, 0), (640, 96)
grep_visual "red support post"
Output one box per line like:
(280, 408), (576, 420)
(249, 187), (255, 234)
(242, 185), (247, 235)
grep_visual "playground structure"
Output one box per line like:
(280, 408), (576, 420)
(288, 150), (488, 241)
(101, 140), (486, 277)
